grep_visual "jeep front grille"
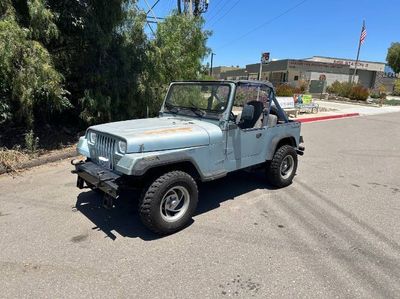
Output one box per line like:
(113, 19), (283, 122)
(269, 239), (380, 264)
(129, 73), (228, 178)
(93, 133), (116, 170)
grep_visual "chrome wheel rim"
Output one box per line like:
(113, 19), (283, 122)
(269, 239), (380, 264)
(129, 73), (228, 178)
(160, 186), (190, 222)
(280, 155), (294, 180)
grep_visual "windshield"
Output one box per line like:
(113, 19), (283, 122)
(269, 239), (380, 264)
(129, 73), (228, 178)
(165, 83), (231, 117)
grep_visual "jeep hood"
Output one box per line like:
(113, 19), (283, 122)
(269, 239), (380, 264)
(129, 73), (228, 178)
(89, 117), (222, 153)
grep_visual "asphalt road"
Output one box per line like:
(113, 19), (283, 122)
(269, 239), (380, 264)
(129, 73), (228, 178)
(1, 112), (400, 298)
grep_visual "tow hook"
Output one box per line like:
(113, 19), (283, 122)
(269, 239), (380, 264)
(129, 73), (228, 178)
(71, 158), (85, 166)
(71, 159), (85, 174)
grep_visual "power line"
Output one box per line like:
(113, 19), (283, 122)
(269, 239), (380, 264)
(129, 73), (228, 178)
(209, 0), (241, 27)
(206, 0), (225, 21)
(208, 0), (230, 23)
(145, 0), (161, 14)
(207, 0), (232, 23)
(217, 0), (308, 50)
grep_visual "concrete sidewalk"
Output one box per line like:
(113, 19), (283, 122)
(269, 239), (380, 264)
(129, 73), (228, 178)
(292, 100), (400, 122)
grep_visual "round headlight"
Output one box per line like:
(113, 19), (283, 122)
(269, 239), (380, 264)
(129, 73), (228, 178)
(89, 131), (97, 143)
(118, 140), (127, 154)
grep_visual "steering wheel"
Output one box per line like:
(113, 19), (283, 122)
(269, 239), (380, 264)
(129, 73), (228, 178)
(229, 111), (236, 122)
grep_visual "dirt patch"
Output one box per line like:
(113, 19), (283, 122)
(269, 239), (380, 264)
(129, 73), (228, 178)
(70, 233), (88, 243)
(0, 149), (29, 173)
(0, 146), (77, 175)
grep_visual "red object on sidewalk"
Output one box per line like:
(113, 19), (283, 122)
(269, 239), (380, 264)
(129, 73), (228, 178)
(296, 113), (360, 123)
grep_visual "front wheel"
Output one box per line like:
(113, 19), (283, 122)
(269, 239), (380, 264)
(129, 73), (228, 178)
(266, 145), (298, 188)
(139, 171), (198, 235)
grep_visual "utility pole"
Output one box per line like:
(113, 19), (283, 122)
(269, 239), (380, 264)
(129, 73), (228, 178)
(259, 52), (270, 81)
(188, 0), (193, 15)
(180, 0), (209, 16)
(258, 62), (263, 81)
(210, 52), (215, 77)
(142, 0), (162, 35)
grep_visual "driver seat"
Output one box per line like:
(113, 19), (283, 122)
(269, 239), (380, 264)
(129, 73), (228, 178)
(239, 100), (264, 129)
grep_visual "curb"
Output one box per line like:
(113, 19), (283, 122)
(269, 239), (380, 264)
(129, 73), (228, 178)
(0, 147), (78, 175)
(296, 113), (360, 123)
(318, 99), (379, 108)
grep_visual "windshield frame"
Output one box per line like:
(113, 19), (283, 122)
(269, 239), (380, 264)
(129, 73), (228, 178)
(162, 82), (233, 119)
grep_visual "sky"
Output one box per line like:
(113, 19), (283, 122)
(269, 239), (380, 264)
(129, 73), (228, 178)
(138, 0), (400, 67)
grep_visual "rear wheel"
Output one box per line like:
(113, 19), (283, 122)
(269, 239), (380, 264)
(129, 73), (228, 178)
(139, 171), (198, 235)
(266, 145), (298, 187)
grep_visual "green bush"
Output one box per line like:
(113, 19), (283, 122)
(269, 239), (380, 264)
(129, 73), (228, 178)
(276, 84), (296, 96)
(24, 130), (39, 153)
(370, 92), (380, 99)
(327, 81), (352, 97)
(393, 79), (400, 96)
(327, 81), (369, 100)
(338, 82), (354, 98)
(0, 101), (11, 124)
(326, 80), (342, 94)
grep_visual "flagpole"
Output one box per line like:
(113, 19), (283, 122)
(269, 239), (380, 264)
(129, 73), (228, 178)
(351, 20), (365, 84)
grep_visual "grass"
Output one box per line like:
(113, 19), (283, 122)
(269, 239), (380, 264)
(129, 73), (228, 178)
(370, 98), (400, 106)
(0, 147), (29, 173)
(384, 99), (400, 106)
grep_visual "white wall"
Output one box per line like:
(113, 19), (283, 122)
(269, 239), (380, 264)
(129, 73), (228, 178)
(308, 72), (354, 86)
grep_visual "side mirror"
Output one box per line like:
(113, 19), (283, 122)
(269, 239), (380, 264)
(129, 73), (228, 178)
(241, 104), (254, 121)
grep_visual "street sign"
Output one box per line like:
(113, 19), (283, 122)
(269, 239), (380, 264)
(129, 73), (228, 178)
(261, 52), (270, 64)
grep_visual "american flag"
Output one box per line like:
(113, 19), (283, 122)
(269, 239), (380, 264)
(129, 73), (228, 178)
(360, 21), (367, 45)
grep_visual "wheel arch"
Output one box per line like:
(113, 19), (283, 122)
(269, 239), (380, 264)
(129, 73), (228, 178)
(266, 135), (298, 161)
(140, 160), (202, 183)
(276, 136), (297, 149)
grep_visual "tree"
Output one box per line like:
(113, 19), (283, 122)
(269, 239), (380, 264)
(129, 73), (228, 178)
(145, 13), (211, 114)
(44, 0), (151, 124)
(386, 42), (400, 74)
(0, 0), (69, 128)
(1, 1), (212, 147)
(151, 13), (210, 82)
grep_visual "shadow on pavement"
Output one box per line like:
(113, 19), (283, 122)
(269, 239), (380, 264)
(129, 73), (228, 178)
(195, 170), (275, 216)
(75, 170), (276, 241)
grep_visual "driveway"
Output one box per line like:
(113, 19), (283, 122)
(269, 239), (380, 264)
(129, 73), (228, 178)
(1, 112), (399, 298)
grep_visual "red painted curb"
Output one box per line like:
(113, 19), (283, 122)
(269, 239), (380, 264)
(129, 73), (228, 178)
(296, 113), (360, 123)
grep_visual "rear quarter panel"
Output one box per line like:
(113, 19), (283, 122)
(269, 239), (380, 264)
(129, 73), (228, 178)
(263, 121), (301, 160)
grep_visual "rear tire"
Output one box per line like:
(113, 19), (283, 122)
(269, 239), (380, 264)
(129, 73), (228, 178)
(139, 171), (198, 235)
(266, 145), (298, 188)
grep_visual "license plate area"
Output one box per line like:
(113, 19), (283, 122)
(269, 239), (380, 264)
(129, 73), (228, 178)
(98, 156), (111, 169)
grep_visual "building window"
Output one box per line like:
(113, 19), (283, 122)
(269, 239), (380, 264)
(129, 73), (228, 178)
(294, 75), (299, 81)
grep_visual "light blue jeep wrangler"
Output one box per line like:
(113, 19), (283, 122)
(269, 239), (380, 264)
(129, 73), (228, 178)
(72, 80), (304, 234)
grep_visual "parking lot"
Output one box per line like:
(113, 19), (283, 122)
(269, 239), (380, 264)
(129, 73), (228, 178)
(1, 112), (400, 298)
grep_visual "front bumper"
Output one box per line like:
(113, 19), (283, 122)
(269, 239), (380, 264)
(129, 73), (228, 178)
(72, 160), (121, 198)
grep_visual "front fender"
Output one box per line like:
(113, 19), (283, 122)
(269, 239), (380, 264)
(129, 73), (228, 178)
(77, 137), (90, 158)
(114, 146), (222, 180)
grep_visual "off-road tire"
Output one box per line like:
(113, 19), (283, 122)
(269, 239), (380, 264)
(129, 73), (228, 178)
(139, 171), (198, 235)
(266, 145), (298, 188)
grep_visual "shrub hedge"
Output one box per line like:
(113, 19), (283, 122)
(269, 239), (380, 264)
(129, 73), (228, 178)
(327, 80), (369, 101)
